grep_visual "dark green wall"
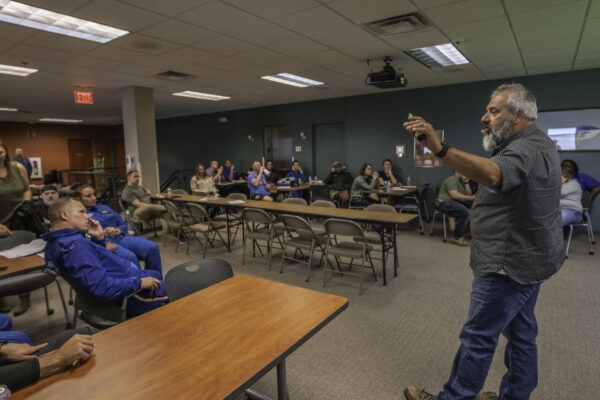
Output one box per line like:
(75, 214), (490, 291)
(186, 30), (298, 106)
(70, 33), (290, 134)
(156, 67), (600, 226)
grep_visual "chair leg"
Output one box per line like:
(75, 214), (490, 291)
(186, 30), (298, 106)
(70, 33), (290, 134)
(442, 214), (447, 242)
(68, 287), (74, 305)
(202, 233), (209, 258)
(268, 240), (273, 270)
(306, 247), (314, 282)
(430, 211), (436, 236)
(242, 231), (247, 265)
(368, 252), (377, 281)
(43, 287), (54, 315)
(55, 280), (72, 329)
(587, 224), (595, 255)
(72, 307), (79, 329)
(565, 225), (574, 258)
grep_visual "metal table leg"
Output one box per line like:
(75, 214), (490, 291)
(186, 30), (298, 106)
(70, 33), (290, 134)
(393, 224), (398, 277)
(245, 360), (289, 400)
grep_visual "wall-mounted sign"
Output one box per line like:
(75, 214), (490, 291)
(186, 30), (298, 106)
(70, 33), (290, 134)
(74, 90), (94, 104)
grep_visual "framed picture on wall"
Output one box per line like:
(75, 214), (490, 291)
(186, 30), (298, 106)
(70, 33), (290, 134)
(395, 144), (406, 158)
(30, 157), (42, 179)
(413, 130), (444, 168)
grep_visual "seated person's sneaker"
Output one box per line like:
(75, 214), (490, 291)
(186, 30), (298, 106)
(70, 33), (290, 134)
(404, 386), (435, 400)
(477, 392), (498, 400)
(449, 237), (469, 246)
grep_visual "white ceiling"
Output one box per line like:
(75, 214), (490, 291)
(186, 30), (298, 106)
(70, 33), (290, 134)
(0, 0), (598, 125)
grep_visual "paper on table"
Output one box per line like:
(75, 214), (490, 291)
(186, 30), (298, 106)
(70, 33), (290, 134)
(37, 252), (45, 259)
(392, 187), (408, 191)
(228, 200), (245, 204)
(0, 239), (46, 259)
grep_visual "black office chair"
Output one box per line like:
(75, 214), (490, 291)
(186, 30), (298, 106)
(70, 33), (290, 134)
(165, 259), (233, 302)
(0, 231), (71, 328)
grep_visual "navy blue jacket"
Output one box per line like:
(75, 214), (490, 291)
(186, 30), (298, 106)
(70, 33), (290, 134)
(42, 229), (144, 301)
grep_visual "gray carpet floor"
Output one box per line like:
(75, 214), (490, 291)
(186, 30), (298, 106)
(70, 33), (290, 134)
(9, 224), (600, 399)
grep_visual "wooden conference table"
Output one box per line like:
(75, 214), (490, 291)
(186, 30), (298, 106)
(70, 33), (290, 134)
(0, 254), (45, 280)
(156, 194), (416, 285)
(15, 275), (349, 400)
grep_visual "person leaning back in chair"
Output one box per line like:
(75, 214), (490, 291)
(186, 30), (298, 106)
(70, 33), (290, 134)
(323, 161), (353, 208)
(402, 83), (564, 400)
(42, 198), (167, 318)
(120, 170), (167, 223)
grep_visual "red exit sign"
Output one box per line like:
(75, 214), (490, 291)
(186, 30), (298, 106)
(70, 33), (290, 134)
(74, 90), (94, 104)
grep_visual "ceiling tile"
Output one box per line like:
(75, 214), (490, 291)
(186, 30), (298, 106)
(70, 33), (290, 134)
(72, 0), (167, 31)
(177, 2), (265, 34)
(443, 16), (512, 40)
(18, 0), (90, 14)
(503, 0), (584, 15)
(482, 65), (527, 79)
(327, 0), (416, 24)
(3, 44), (74, 63)
(23, 32), (102, 54)
(516, 22), (581, 54)
(509, 1), (587, 31)
(299, 49), (358, 66)
(142, 20), (217, 45)
(202, 57), (254, 72)
(221, 0), (319, 19)
(424, 0), (505, 28)
(591, 0), (600, 18)
(523, 50), (575, 70)
(233, 48), (288, 64)
(383, 28), (449, 50)
(0, 39), (15, 53)
(161, 47), (221, 64)
(67, 56), (124, 71)
(579, 17), (600, 49)
(0, 22), (38, 43)
(275, 6), (357, 35)
(85, 46), (154, 64)
(573, 54), (600, 69)
(119, 0), (210, 17)
(191, 36), (257, 56)
(110, 34), (181, 55)
(417, 0), (466, 9)
(228, 25), (329, 57)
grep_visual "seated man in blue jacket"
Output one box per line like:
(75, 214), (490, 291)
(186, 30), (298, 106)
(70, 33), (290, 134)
(42, 197), (167, 318)
(285, 160), (309, 199)
(74, 185), (162, 277)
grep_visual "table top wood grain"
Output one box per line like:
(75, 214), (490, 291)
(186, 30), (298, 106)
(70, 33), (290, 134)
(0, 254), (45, 279)
(156, 194), (415, 225)
(15, 275), (348, 400)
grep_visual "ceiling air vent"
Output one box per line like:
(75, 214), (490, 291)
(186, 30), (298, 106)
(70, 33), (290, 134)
(155, 70), (194, 81)
(365, 13), (430, 36)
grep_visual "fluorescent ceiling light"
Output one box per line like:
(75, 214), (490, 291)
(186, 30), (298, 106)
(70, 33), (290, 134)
(39, 118), (82, 123)
(0, 1), (129, 43)
(0, 63), (38, 76)
(0, 107), (18, 112)
(172, 91), (231, 101)
(405, 43), (469, 67)
(261, 73), (324, 88)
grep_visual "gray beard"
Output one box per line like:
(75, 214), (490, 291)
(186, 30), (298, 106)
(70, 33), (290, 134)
(482, 118), (512, 152)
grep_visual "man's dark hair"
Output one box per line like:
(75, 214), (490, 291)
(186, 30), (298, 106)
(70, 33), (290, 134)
(382, 158), (392, 165)
(358, 163), (372, 176)
(292, 160), (300, 165)
(74, 184), (94, 198)
(561, 159), (578, 175)
(127, 170), (138, 177)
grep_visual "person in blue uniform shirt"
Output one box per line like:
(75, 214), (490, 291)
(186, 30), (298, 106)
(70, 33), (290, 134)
(42, 197), (167, 317)
(248, 161), (274, 201)
(12, 148), (32, 178)
(222, 160), (239, 182)
(74, 185), (163, 276)
(285, 160), (309, 199)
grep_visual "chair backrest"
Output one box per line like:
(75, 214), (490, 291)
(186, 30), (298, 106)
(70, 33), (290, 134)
(242, 208), (272, 225)
(163, 200), (183, 222)
(0, 230), (35, 250)
(583, 187), (600, 213)
(63, 275), (127, 326)
(186, 202), (210, 223)
(311, 200), (336, 208)
(365, 203), (396, 213)
(118, 198), (128, 213)
(193, 191), (208, 196)
(227, 193), (247, 200)
(282, 197), (307, 205)
(324, 218), (365, 239)
(281, 214), (317, 240)
(172, 189), (188, 195)
(165, 259), (233, 302)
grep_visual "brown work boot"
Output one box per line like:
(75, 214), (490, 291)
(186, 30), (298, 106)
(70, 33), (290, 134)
(448, 216), (456, 232)
(449, 237), (469, 247)
(477, 391), (498, 400)
(404, 385), (435, 400)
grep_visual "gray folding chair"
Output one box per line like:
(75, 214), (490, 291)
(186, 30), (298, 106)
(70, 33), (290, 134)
(396, 184), (427, 235)
(186, 203), (230, 256)
(118, 197), (157, 237)
(163, 200), (193, 252)
(565, 207), (594, 258)
(171, 189), (188, 195)
(322, 219), (376, 295)
(282, 197), (307, 205)
(309, 199), (336, 234)
(354, 204), (396, 271)
(0, 231), (71, 328)
(214, 193), (247, 243)
(280, 215), (327, 282)
(242, 208), (284, 270)
(165, 259), (233, 301)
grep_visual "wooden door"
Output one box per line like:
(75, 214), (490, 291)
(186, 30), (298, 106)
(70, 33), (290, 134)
(67, 139), (93, 170)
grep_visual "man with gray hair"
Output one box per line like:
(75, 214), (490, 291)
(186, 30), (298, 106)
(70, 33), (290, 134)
(402, 83), (564, 400)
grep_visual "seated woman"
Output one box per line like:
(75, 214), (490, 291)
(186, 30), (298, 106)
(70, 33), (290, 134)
(561, 159), (600, 193)
(350, 163), (380, 207)
(561, 168), (583, 226)
(190, 164), (218, 196)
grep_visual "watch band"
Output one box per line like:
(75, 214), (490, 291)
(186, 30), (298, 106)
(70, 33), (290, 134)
(435, 142), (451, 158)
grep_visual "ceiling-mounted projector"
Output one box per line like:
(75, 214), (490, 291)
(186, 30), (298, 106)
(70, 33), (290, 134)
(365, 57), (407, 89)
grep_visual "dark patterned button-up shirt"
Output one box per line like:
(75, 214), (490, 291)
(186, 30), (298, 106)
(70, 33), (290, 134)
(470, 123), (565, 284)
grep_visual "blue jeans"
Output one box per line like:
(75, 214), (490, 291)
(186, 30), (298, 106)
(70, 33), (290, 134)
(440, 200), (471, 239)
(561, 208), (582, 226)
(437, 275), (541, 400)
(111, 236), (163, 277)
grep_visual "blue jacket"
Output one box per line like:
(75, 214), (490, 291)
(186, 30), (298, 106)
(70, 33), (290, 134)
(285, 170), (308, 198)
(42, 229), (145, 301)
(86, 204), (128, 243)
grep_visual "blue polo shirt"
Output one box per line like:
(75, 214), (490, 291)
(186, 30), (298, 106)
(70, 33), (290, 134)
(576, 173), (600, 192)
(248, 172), (270, 195)
(86, 204), (128, 243)
(222, 166), (239, 181)
(285, 170), (308, 198)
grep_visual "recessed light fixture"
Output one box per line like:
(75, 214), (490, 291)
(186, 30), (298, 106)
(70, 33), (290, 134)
(172, 91), (231, 101)
(261, 73), (324, 88)
(0, 1), (129, 43)
(405, 43), (469, 67)
(0, 107), (18, 112)
(0, 63), (38, 77)
(39, 118), (83, 123)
